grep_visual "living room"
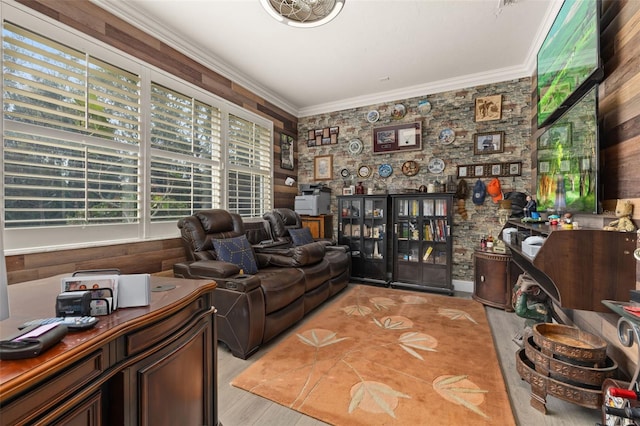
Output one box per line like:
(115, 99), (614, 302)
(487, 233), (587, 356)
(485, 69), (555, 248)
(1, 0), (639, 425)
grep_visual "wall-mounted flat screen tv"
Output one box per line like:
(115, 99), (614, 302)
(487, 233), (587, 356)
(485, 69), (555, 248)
(537, 0), (603, 128)
(536, 86), (598, 214)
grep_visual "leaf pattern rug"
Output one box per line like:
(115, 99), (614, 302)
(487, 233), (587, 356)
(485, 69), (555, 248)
(231, 285), (515, 425)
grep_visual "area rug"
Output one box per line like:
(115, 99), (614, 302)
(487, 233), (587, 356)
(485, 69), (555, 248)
(231, 285), (515, 425)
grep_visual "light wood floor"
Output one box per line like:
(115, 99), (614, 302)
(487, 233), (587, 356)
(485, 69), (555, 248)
(216, 289), (602, 425)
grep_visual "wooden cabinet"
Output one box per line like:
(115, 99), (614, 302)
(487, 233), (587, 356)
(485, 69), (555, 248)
(337, 195), (390, 284)
(500, 219), (637, 312)
(300, 214), (333, 239)
(390, 194), (454, 294)
(473, 249), (520, 311)
(0, 275), (218, 426)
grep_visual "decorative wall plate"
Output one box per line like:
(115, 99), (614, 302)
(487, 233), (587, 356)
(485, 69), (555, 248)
(358, 165), (372, 178)
(340, 168), (350, 178)
(378, 163), (393, 178)
(366, 110), (380, 123)
(418, 99), (432, 114)
(439, 128), (456, 145)
(401, 160), (420, 176)
(348, 138), (364, 156)
(391, 104), (406, 120)
(427, 158), (445, 174)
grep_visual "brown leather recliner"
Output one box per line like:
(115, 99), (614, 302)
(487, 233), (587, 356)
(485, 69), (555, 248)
(174, 209), (348, 359)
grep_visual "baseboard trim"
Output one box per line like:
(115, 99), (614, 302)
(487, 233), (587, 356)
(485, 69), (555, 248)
(453, 279), (473, 294)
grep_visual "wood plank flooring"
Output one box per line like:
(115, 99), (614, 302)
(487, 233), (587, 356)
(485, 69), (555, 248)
(216, 289), (602, 425)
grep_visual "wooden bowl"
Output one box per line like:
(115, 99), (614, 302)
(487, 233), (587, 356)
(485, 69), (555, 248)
(532, 323), (607, 365)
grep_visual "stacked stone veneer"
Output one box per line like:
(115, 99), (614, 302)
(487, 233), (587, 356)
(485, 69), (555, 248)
(297, 77), (532, 283)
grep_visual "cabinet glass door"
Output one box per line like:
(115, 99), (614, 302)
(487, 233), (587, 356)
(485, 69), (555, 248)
(421, 197), (449, 287)
(338, 197), (362, 255)
(361, 197), (387, 281)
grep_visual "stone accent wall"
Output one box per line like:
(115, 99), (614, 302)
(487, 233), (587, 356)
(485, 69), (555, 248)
(297, 77), (532, 282)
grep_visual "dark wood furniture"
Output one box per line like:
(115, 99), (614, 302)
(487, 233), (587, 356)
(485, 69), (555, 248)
(300, 214), (333, 239)
(501, 219), (637, 312)
(337, 195), (390, 285)
(390, 193), (454, 294)
(0, 275), (218, 426)
(473, 248), (520, 311)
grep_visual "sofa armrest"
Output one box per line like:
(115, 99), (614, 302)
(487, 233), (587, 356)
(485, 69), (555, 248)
(264, 241), (326, 267)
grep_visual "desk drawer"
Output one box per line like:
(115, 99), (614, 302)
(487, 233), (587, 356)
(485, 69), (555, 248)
(1, 350), (104, 426)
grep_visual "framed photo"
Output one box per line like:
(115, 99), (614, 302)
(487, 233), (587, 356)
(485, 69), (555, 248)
(475, 94), (502, 122)
(342, 187), (354, 195)
(580, 157), (592, 171)
(280, 133), (294, 170)
(373, 121), (422, 154)
(474, 131), (505, 155)
(490, 164), (502, 176)
(457, 165), (468, 178)
(474, 165), (485, 177)
(508, 162), (522, 176)
(560, 159), (571, 172)
(314, 155), (333, 181)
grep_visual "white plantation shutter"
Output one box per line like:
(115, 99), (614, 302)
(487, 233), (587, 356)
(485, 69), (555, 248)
(149, 84), (222, 220)
(227, 114), (272, 217)
(2, 14), (273, 250)
(3, 22), (142, 228)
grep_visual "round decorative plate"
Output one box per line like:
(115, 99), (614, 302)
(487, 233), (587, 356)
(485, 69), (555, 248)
(439, 128), (456, 145)
(427, 158), (445, 174)
(391, 104), (406, 120)
(348, 138), (364, 156)
(378, 163), (393, 178)
(340, 168), (350, 178)
(418, 99), (432, 114)
(358, 165), (372, 178)
(401, 160), (420, 176)
(366, 110), (380, 123)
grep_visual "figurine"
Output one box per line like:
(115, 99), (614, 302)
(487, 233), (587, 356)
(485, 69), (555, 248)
(523, 195), (537, 218)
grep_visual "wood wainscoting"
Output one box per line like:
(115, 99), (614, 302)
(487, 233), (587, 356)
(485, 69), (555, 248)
(6, 238), (186, 285)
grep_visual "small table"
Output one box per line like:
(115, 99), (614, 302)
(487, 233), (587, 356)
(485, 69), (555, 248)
(473, 248), (521, 311)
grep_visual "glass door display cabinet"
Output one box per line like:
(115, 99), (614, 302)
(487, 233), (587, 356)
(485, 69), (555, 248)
(337, 195), (389, 285)
(390, 194), (454, 294)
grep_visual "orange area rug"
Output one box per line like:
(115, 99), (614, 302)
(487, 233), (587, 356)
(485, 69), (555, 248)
(231, 285), (515, 425)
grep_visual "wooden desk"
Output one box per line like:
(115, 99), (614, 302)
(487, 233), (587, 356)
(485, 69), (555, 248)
(0, 275), (218, 426)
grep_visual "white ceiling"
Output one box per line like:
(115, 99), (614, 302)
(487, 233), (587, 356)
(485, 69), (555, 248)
(92, 0), (560, 117)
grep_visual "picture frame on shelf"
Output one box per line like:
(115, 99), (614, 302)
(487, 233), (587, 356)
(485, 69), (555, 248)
(474, 131), (505, 155)
(474, 94), (502, 122)
(280, 133), (294, 171)
(474, 165), (485, 177)
(342, 187), (354, 195)
(314, 155), (333, 181)
(373, 121), (422, 154)
(490, 164), (502, 176)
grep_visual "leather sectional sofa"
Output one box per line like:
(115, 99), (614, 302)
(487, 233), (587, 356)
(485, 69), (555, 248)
(173, 209), (350, 359)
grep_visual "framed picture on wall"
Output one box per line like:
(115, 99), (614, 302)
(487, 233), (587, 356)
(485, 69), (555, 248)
(474, 94), (502, 122)
(373, 121), (422, 154)
(474, 131), (505, 154)
(280, 133), (294, 170)
(314, 155), (333, 180)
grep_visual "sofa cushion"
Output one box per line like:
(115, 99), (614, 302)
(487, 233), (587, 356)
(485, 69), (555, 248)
(213, 235), (258, 274)
(289, 227), (314, 246)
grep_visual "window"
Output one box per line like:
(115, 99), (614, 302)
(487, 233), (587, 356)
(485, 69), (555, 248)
(2, 11), (272, 252)
(227, 114), (272, 217)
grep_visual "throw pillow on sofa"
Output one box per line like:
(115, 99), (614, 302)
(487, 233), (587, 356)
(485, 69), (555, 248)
(288, 227), (314, 246)
(212, 235), (258, 274)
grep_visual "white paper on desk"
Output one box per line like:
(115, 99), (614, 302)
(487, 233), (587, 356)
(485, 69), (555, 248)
(118, 274), (150, 308)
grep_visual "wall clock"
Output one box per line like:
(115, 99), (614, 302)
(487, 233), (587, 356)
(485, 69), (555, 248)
(358, 165), (372, 178)
(401, 160), (420, 176)
(348, 138), (364, 156)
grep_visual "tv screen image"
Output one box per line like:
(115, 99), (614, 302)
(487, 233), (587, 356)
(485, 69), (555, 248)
(537, 0), (602, 128)
(536, 86), (598, 214)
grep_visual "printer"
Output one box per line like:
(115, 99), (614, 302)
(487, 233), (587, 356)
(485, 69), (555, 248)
(295, 184), (331, 216)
